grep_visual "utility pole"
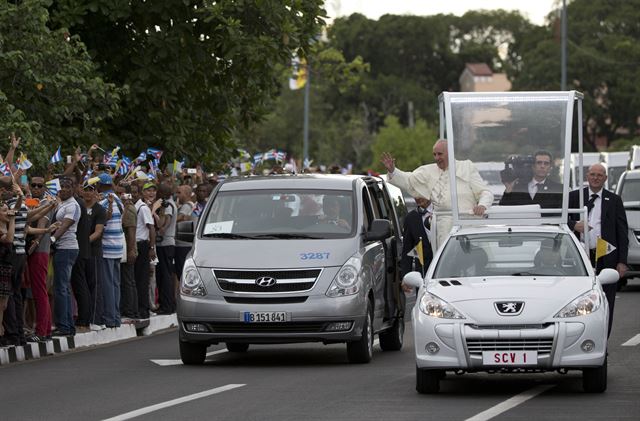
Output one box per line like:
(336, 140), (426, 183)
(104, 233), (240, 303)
(561, 0), (567, 90)
(303, 61), (310, 167)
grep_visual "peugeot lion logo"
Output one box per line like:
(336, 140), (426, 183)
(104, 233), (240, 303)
(494, 301), (524, 316)
(255, 276), (277, 287)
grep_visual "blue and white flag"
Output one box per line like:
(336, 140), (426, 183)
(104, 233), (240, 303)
(147, 147), (163, 161)
(253, 153), (264, 165)
(134, 152), (147, 163)
(46, 178), (61, 195)
(50, 146), (63, 164)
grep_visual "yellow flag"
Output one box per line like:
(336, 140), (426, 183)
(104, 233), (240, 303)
(289, 56), (307, 90)
(407, 238), (425, 267)
(595, 237), (616, 261)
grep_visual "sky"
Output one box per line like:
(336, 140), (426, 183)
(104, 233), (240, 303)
(326, 0), (560, 26)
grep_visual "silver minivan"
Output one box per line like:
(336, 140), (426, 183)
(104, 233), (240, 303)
(176, 174), (407, 364)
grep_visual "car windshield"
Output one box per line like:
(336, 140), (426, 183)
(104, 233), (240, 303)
(620, 178), (640, 203)
(201, 189), (355, 239)
(433, 232), (588, 278)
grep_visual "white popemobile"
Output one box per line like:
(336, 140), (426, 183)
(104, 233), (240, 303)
(404, 91), (618, 393)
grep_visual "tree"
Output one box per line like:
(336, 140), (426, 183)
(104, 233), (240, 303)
(514, 0), (640, 149)
(0, 0), (123, 168)
(369, 116), (438, 173)
(49, 0), (327, 165)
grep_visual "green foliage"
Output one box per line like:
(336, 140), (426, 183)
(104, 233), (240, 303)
(607, 138), (639, 152)
(49, 0), (327, 165)
(369, 116), (438, 172)
(0, 0), (123, 169)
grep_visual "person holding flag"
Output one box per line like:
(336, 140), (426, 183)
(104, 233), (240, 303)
(400, 197), (434, 284)
(568, 163), (628, 336)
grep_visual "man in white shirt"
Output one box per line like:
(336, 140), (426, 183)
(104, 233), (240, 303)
(381, 139), (493, 247)
(133, 182), (156, 319)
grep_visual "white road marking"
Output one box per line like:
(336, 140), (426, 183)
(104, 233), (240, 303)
(465, 385), (555, 421)
(102, 384), (245, 421)
(622, 333), (640, 346)
(151, 349), (228, 366)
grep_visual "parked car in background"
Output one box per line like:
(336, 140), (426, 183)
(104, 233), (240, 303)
(629, 145), (640, 170)
(565, 152), (601, 190)
(600, 151), (630, 191)
(615, 169), (640, 287)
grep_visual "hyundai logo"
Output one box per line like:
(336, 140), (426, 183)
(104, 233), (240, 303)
(255, 276), (277, 287)
(494, 301), (524, 316)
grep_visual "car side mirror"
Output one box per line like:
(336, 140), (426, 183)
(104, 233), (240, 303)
(176, 220), (194, 243)
(597, 268), (619, 286)
(403, 271), (423, 289)
(363, 219), (391, 242)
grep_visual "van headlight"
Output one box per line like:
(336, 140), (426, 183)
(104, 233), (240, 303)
(555, 289), (602, 318)
(419, 293), (465, 319)
(180, 258), (207, 297)
(326, 256), (361, 297)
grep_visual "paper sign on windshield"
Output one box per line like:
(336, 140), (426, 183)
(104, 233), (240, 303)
(203, 221), (234, 235)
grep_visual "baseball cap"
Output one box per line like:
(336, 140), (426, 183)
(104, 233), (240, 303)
(98, 173), (113, 185)
(142, 182), (156, 190)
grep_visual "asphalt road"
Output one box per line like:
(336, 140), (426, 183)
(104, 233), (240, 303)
(1, 282), (639, 421)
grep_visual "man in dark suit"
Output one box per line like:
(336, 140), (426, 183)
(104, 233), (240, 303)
(400, 197), (434, 278)
(568, 163), (628, 336)
(499, 150), (562, 209)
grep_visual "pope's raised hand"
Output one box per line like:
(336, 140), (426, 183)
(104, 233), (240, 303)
(380, 152), (396, 174)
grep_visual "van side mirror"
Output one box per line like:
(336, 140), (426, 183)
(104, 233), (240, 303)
(597, 268), (619, 286)
(176, 220), (195, 243)
(363, 219), (391, 242)
(403, 271), (423, 289)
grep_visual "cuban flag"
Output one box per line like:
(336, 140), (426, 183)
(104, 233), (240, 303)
(50, 146), (63, 164)
(275, 151), (287, 162)
(134, 151), (147, 163)
(105, 155), (118, 167)
(148, 158), (158, 176)
(147, 147), (163, 161)
(0, 162), (11, 176)
(46, 178), (61, 195)
(118, 155), (132, 176)
(253, 153), (264, 165)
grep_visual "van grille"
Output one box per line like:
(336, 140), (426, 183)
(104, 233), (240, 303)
(214, 269), (321, 293)
(207, 322), (328, 334)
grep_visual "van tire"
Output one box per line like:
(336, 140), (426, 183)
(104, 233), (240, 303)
(226, 342), (250, 353)
(379, 317), (404, 351)
(583, 356), (607, 393)
(416, 366), (441, 394)
(347, 302), (373, 364)
(180, 341), (206, 365)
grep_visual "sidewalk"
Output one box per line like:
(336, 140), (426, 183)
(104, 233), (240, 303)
(0, 314), (178, 366)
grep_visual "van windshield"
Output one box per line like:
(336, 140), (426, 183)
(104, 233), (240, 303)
(433, 233), (588, 278)
(201, 189), (355, 239)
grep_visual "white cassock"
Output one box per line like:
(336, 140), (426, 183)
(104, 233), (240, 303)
(388, 160), (493, 248)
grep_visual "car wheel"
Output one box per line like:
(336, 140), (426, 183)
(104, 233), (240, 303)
(583, 356), (607, 393)
(226, 342), (250, 353)
(378, 317), (404, 351)
(416, 366), (442, 394)
(347, 301), (373, 364)
(180, 341), (207, 365)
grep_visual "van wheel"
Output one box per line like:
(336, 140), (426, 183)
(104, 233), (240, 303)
(226, 342), (250, 353)
(583, 356), (607, 393)
(379, 317), (404, 351)
(180, 341), (207, 365)
(347, 302), (373, 364)
(416, 366), (441, 394)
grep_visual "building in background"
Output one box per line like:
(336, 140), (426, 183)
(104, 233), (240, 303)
(459, 63), (511, 92)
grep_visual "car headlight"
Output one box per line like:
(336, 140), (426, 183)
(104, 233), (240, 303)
(326, 256), (361, 297)
(180, 257), (207, 297)
(555, 289), (602, 318)
(418, 292), (465, 319)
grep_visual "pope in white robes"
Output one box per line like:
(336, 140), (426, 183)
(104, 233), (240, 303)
(381, 140), (493, 248)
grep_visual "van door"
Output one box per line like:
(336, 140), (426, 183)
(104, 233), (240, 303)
(361, 186), (386, 326)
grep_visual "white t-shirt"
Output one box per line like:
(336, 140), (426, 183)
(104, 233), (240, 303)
(55, 197), (81, 250)
(135, 199), (154, 241)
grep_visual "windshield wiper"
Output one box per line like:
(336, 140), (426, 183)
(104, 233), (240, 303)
(511, 272), (550, 276)
(251, 233), (321, 239)
(201, 233), (254, 239)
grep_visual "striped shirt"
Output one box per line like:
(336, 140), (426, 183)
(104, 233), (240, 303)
(99, 192), (124, 259)
(8, 199), (28, 255)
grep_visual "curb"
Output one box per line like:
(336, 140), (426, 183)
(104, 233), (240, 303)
(0, 314), (178, 366)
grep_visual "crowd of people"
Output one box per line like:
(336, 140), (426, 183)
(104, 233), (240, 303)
(1, 134), (216, 346)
